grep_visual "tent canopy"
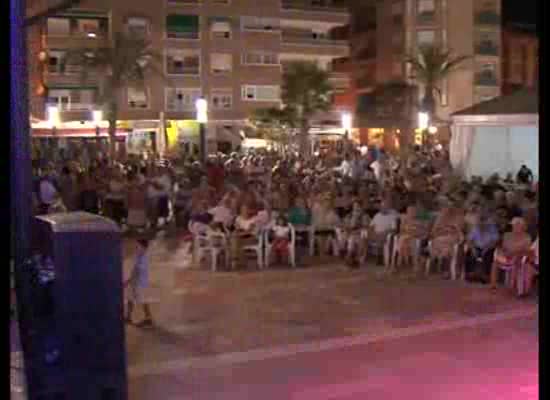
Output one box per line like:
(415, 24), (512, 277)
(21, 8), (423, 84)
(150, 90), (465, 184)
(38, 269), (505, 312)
(450, 89), (539, 180)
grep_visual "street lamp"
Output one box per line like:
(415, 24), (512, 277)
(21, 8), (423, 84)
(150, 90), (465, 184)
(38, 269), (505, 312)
(47, 105), (60, 136)
(195, 96), (208, 164)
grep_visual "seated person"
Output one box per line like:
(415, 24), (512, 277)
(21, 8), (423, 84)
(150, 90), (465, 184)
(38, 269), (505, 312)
(288, 197), (311, 227)
(311, 193), (340, 255)
(465, 214), (499, 283)
(335, 200), (370, 267)
(230, 204), (260, 269)
(396, 205), (429, 271)
(490, 217), (532, 291)
(367, 199), (399, 264)
(269, 215), (292, 265)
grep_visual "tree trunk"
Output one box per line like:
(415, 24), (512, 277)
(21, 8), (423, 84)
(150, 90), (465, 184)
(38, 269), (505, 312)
(107, 101), (118, 162)
(422, 85), (436, 116)
(298, 124), (310, 158)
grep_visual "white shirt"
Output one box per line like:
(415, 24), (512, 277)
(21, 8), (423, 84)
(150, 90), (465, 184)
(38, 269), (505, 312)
(370, 211), (399, 234)
(209, 205), (234, 226)
(39, 179), (58, 205)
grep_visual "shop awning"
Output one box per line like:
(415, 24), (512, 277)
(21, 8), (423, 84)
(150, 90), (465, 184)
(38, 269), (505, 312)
(166, 14), (199, 33)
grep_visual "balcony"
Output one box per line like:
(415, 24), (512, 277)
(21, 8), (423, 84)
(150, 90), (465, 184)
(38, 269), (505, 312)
(475, 42), (499, 56)
(282, 0), (348, 13)
(416, 11), (436, 25)
(475, 11), (500, 26)
(281, 31), (349, 57)
(167, 0), (201, 5)
(328, 72), (351, 92)
(475, 72), (498, 87)
(46, 102), (95, 112)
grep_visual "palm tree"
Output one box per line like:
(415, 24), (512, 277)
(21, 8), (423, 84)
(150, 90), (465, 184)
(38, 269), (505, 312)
(65, 32), (164, 160)
(249, 107), (296, 152)
(281, 61), (332, 156)
(405, 45), (470, 118)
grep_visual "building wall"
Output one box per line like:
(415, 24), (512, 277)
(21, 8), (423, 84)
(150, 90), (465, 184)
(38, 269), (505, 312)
(501, 24), (538, 95)
(334, 0), (503, 146)
(28, 0), (350, 136)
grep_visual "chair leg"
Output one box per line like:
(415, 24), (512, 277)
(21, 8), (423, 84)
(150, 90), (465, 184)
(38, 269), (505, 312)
(425, 257), (432, 276)
(212, 250), (217, 272)
(450, 254), (457, 280)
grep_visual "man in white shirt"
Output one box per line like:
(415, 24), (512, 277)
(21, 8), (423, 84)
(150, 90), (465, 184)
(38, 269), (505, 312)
(367, 201), (399, 263)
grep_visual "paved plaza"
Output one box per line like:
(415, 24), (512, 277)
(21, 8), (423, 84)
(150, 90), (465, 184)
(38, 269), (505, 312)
(11, 233), (538, 399)
(122, 233), (537, 399)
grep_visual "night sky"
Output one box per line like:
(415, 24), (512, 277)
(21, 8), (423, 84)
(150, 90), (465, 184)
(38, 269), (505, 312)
(502, 0), (537, 26)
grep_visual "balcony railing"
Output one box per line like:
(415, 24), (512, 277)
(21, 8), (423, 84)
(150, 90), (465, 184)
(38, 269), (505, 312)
(281, 0), (348, 13)
(475, 11), (500, 25)
(475, 73), (498, 86)
(282, 31), (348, 47)
(475, 43), (499, 56)
(46, 102), (95, 112)
(416, 11), (435, 24)
(167, 0), (201, 5)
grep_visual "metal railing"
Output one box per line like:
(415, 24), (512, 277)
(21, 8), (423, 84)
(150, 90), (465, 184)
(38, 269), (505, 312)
(475, 43), (499, 56)
(282, 31), (348, 47)
(475, 11), (500, 25)
(281, 0), (348, 13)
(475, 73), (498, 86)
(46, 102), (95, 112)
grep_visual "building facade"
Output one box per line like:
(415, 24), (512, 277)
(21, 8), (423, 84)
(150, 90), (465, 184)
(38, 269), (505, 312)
(28, 0), (350, 155)
(333, 0), (503, 150)
(501, 23), (538, 96)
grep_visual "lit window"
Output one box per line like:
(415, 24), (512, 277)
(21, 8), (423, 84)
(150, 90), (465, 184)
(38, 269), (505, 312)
(126, 17), (150, 38)
(127, 87), (149, 109)
(417, 30), (435, 47)
(241, 16), (280, 32)
(211, 53), (232, 74)
(165, 88), (202, 112)
(242, 52), (279, 66)
(211, 90), (233, 109)
(210, 19), (232, 39)
(241, 85), (280, 101)
(166, 49), (200, 75)
(47, 18), (70, 35)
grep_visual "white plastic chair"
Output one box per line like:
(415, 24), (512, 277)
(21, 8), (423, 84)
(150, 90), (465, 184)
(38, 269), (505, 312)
(196, 231), (229, 272)
(425, 240), (464, 280)
(265, 224), (297, 268)
(390, 235), (422, 272)
(241, 231), (265, 269)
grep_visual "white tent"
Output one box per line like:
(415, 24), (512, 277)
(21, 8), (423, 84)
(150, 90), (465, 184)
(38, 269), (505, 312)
(450, 89), (538, 180)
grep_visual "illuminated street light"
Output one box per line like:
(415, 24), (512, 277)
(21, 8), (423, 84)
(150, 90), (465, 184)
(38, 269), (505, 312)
(418, 112), (429, 130)
(428, 126), (438, 134)
(195, 97), (208, 163)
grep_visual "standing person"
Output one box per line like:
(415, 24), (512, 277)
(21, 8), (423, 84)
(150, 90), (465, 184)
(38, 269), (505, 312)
(516, 165), (534, 185)
(125, 238), (153, 327)
(126, 173), (148, 232)
(58, 166), (78, 211)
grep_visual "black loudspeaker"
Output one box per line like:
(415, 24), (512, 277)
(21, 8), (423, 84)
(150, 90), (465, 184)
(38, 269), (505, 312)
(22, 212), (127, 400)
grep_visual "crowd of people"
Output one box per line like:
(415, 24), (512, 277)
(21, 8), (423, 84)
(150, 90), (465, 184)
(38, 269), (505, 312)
(31, 144), (539, 297)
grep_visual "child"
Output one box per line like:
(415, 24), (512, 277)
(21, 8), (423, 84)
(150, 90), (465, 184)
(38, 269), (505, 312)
(272, 216), (291, 264)
(125, 238), (153, 328)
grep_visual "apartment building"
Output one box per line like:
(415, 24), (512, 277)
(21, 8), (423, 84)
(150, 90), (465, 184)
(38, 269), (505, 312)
(28, 0), (350, 155)
(501, 23), (538, 96)
(333, 0), (502, 150)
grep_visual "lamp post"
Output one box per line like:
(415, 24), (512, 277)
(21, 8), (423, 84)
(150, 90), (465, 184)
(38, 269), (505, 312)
(418, 111), (429, 149)
(341, 112), (352, 154)
(195, 97), (208, 164)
